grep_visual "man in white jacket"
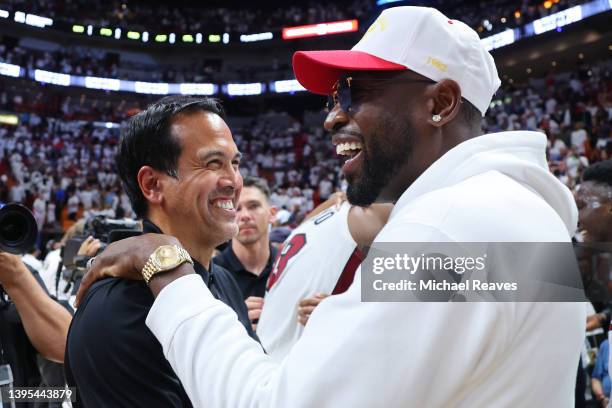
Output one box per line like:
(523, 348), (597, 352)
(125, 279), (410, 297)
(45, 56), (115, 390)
(77, 6), (585, 407)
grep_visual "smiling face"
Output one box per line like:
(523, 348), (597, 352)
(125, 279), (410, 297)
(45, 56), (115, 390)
(324, 71), (435, 205)
(160, 110), (243, 247)
(576, 180), (612, 243)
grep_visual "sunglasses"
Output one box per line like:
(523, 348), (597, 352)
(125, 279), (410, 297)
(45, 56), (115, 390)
(327, 75), (435, 113)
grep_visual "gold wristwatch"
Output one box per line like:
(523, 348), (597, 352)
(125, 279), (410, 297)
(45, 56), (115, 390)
(141, 245), (193, 284)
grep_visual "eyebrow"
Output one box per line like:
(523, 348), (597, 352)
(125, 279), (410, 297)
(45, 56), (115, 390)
(198, 150), (242, 162)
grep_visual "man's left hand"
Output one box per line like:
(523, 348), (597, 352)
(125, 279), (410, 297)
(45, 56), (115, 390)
(245, 296), (264, 331)
(75, 233), (182, 306)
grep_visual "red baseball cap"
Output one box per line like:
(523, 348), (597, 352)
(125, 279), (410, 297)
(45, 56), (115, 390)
(291, 7), (500, 115)
(292, 50), (406, 95)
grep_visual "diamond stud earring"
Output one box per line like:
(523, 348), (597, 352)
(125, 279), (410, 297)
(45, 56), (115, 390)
(432, 114), (442, 122)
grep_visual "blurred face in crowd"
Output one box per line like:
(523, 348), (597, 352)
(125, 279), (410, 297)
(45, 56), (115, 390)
(235, 186), (276, 246)
(158, 111), (242, 247)
(576, 180), (612, 242)
(324, 71), (439, 205)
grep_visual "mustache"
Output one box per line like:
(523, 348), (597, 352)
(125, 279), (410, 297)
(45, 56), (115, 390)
(209, 186), (236, 200)
(330, 129), (364, 140)
(239, 223), (258, 229)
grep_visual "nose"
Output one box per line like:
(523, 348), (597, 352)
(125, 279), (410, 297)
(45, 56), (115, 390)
(238, 207), (252, 222)
(324, 104), (350, 133)
(218, 161), (241, 190)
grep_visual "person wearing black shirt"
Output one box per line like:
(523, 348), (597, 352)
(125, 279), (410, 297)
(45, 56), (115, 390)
(214, 177), (278, 290)
(65, 96), (258, 407)
(214, 176), (278, 332)
(0, 253), (72, 407)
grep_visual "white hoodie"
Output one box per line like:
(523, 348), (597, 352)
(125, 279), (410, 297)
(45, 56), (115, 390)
(147, 131), (585, 407)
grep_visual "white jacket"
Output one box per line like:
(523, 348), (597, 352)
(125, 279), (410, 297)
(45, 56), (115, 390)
(147, 131), (585, 407)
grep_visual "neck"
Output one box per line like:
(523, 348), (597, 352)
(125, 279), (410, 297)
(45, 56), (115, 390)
(149, 215), (215, 269)
(232, 237), (270, 275)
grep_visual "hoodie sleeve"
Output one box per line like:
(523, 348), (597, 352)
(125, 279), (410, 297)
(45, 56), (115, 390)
(147, 224), (513, 408)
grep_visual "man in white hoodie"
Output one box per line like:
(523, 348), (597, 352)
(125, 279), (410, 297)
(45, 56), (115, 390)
(77, 6), (585, 407)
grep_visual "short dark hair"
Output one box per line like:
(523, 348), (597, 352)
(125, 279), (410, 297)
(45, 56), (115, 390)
(243, 176), (271, 200)
(116, 95), (226, 218)
(583, 160), (612, 187)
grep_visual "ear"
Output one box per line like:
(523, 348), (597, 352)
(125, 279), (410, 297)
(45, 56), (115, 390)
(426, 79), (462, 127)
(268, 205), (278, 224)
(137, 166), (165, 207)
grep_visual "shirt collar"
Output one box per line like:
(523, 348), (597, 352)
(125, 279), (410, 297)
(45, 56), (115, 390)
(222, 242), (278, 277)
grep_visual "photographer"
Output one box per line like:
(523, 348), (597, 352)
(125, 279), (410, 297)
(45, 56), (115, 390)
(0, 252), (72, 387)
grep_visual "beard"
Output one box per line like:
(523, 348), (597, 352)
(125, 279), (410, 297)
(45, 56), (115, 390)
(346, 117), (414, 206)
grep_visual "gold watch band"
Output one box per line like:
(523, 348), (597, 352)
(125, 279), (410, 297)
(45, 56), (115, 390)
(142, 245), (193, 284)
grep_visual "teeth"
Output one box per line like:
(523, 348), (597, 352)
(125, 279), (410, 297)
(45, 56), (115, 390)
(336, 142), (363, 156)
(214, 200), (234, 209)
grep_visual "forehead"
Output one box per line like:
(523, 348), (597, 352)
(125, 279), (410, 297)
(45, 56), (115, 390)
(239, 186), (267, 203)
(169, 110), (236, 157)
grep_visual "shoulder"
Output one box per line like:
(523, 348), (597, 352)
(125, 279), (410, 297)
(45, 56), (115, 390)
(212, 264), (243, 297)
(68, 278), (154, 348)
(386, 171), (570, 242)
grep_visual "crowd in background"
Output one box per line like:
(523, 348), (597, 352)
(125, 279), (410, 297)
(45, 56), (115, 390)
(2, 0), (582, 37)
(0, 0), (587, 84)
(0, 36), (230, 83)
(1, 58), (611, 249)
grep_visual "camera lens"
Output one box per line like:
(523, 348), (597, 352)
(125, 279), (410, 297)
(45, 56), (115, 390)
(0, 203), (38, 254)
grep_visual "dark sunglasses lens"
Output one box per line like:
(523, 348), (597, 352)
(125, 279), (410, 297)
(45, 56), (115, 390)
(338, 83), (351, 112)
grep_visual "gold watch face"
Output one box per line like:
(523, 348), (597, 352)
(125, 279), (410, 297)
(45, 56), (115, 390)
(154, 245), (181, 269)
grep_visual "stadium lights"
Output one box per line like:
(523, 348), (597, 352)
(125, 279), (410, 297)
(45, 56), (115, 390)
(182, 34), (194, 43)
(34, 70), (70, 86)
(155, 34), (167, 42)
(209, 34), (221, 43)
(282, 20), (358, 40)
(0, 114), (19, 126)
(0, 9), (8, 18)
(0, 62), (21, 78)
(240, 32), (273, 42)
(226, 83), (264, 96)
(14, 11), (53, 28)
(114, 28), (121, 39)
(480, 29), (516, 52)
(87, 25), (93, 36)
(100, 28), (112, 37)
(84, 76), (121, 91)
(223, 33), (230, 44)
(142, 32), (149, 42)
(271, 80), (306, 93)
(127, 31), (140, 40)
(532, 5), (582, 35)
(169, 33), (176, 44)
(72, 25), (85, 33)
(134, 81), (170, 95)
(196, 33), (203, 44)
(179, 83), (216, 96)
(376, 0), (404, 5)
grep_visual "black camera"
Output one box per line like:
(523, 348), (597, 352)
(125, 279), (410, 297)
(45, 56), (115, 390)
(0, 202), (38, 254)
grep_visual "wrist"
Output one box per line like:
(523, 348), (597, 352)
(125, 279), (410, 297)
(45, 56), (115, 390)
(2, 263), (30, 290)
(136, 234), (182, 271)
(148, 263), (194, 298)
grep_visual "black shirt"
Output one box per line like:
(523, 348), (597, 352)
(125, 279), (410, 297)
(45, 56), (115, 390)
(214, 243), (278, 299)
(65, 220), (257, 407)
